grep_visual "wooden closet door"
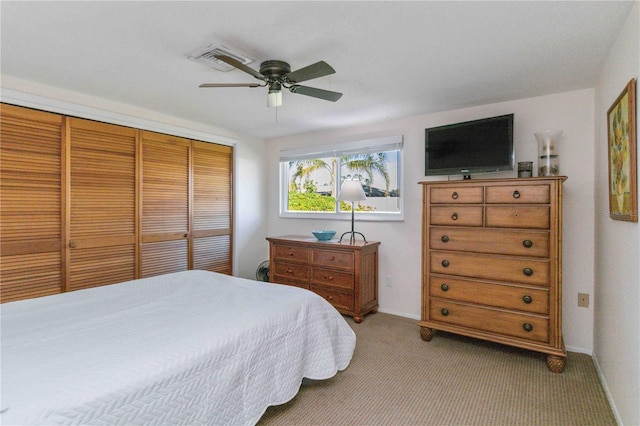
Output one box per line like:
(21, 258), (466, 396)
(192, 141), (233, 274)
(140, 131), (190, 277)
(1, 105), (64, 302)
(67, 118), (137, 291)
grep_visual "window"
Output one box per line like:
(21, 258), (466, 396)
(279, 135), (403, 221)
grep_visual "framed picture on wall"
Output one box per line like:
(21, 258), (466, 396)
(607, 78), (637, 222)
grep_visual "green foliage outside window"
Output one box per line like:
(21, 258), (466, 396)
(288, 192), (336, 212)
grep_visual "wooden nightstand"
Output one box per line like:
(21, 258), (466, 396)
(267, 235), (379, 323)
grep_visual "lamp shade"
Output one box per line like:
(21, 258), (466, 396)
(338, 179), (367, 202)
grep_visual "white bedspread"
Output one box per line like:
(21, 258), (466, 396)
(0, 270), (355, 425)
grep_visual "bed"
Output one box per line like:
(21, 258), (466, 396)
(0, 270), (356, 425)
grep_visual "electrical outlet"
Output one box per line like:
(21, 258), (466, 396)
(578, 293), (589, 308)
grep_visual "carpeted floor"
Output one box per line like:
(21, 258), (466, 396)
(258, 312), (616, 425)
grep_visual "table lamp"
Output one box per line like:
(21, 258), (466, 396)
(338, 179), (367, 244)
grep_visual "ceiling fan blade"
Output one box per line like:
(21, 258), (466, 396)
(199, 83), (261, 88)
(214, 55), (264, 80)
(285, 61), (335, 83)
(289, 85), (343, 102)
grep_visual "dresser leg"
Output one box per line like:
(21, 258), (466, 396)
(546, 355), (565, 373)
(420, 326), (433, 342)
(353, 315), (364, 323)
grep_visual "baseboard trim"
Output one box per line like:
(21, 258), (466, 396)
(592, 353), (623, 425)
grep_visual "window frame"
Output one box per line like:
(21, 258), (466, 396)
(279, 135), (404, 222)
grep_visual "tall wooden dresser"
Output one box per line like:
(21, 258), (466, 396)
(418, 177), (567, 372)
(267, 236), (379, 323)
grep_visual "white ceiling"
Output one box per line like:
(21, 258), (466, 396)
(0, 1), (634, 140)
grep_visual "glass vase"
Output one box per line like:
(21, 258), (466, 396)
(535, 130), (562, 176)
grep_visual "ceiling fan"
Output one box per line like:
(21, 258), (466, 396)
(199, 55), (343, 107)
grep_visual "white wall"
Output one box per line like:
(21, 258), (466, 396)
(0, 80), (269, 282)
(266, 89), (596, 353)
(594, 3), (639, 425)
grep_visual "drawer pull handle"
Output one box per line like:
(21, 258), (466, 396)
(184, 233), (189, 238)
(288, 252), (294, 256)
(441, 235), (449, 243)
(522, 295), (533, 304)
(286, 269), (294, 275)
(324, 275), (334, 281)
(441, 308), (449, 316)
(523, 239), (533, 248)
(451, 213), (458, 221)
(523, 323), (533, 332)
(523, 268), (533, 277)
(329, 256), (335, 261)
(69, 240), (77, 249)
(441, 260), (450, 268)
(327, 295), (335, 301)
(440, 283), (449, 292)
(513, 190), (521, 199)
(451, 192), (459, 200)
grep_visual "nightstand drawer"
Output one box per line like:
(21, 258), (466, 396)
(430, 251), (550, 286)
(429, 275), (549, 314)
(429, 227), (550, 257)
(272, 261), (310, 282)
(311, 267), (354, 289)
(273, 244), (309, 263)
(485, 184), (551, 204)
(312, 249), (354, 269)
(430, 186), (483, 204)
(311, 285), (354, 312)
(430, 299), (549, 343)
(485, 206), (550, 229)
(430, 206), (483, 226)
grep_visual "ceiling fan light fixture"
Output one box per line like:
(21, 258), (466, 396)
(267, 89), (282, 108)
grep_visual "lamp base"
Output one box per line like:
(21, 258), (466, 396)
(339, 231), (367, 244)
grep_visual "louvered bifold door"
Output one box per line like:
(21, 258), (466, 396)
(1, 105), (64, 302)
(140, 131), (190, 277)
(192, 141), (233, 274)
(67, 118), (137, 291)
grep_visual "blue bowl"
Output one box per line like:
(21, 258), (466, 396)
(312, 230), (336, 241)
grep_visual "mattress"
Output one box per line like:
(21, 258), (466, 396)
(0, 270), (356, 425)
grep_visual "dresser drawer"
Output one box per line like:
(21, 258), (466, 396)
(430, 251), (550, 286)
(485, 184), (550, 204)
(430, 299), (549, 343)
(430, 206), (483, 226)
(429, 275), (549, 314)
(311, 267), (354, 290)
(311, 285), (354, 312)
(272, 261), (310, 282)
(312, 249), (354, 269)
(430, 186), (483, 204)
(485, 206), (550, 229)
(273, 244), (309, 263)
(429, 227), (550, 257)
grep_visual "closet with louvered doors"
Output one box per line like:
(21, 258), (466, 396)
(0, 105), (64, 302)
(66, 118), (138, 291)
(192, 141), (232, 275)
(139, 131), (191, 277)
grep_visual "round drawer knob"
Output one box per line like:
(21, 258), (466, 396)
(523, 323), (533, 332)
(441, 260), (450, 268)
(441, 235), (449, 243)
(451, 192), (459, 200)
(441, 308), (449, 316)
(523, 268), (534, 277)
(440, 283), (449, 292)
(513, 190), (521, 199)
(69, 240), (78, 249)
(523, 239), (533, 248)
(451, 213), (458, 221)
(522, 295), (533, 304)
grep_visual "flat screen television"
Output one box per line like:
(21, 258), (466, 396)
(425, 114), (514, 178)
